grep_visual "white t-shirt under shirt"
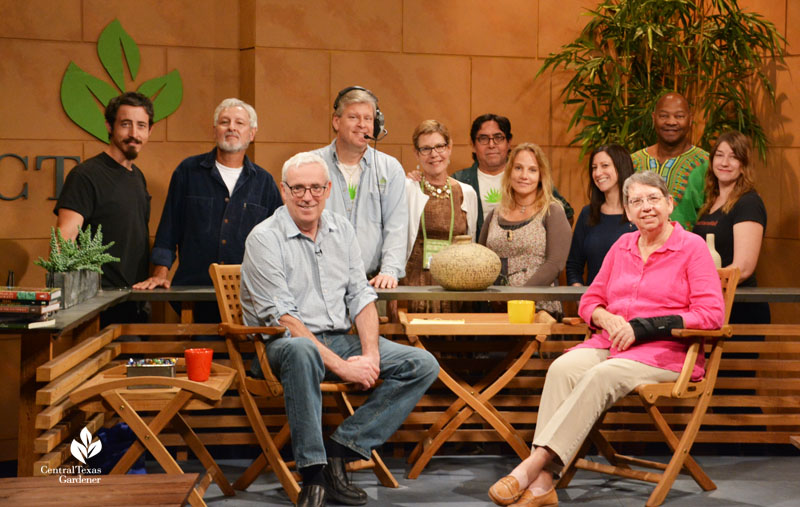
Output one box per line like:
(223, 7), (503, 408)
(337, 162), (362, 201)
(215, 161), (243, 196)
(477, 169), (504, 220)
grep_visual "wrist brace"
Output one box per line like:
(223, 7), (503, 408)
(629, 315), (684, 341)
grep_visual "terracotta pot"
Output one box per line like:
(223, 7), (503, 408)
(429, 235), (501, 290)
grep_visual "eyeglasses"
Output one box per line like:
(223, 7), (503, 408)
(475, 133), (506, 145)
(284, 182), (327, 198)
(627, 194), (664, 208)
(417, 143), (448, 156)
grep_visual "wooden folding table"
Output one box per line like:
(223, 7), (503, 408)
(70, 361), (236, 507)
(399, 311), (554, 479)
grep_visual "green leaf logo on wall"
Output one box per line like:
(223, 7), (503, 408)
(60, 20), (182, 143)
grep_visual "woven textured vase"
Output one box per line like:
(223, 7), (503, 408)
(430, 235), (501, 290)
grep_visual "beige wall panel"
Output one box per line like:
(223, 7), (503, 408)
(761, 59), (798, 149)
(330, 53), (472, 147)
(549, 146), (586, 214)
(83, 0), (238, 48)
(751, 149), (782, 238)
(779, 147), (800, 240)
(788, 0), (800, 56)
(165, 48), (241, 143)
(252, 49), (331, 144)
(0, 238), (50, 288)
(0, 39), (166, 141)
(253, 141), (332, 184)
(403, 0), (536, 58)
(0, 0), (82, 41)
(252, 0), (402, 52)
(739, 0), (787, 52)
(538, 0), (598, 58)
(548, 68), (584, 148)
(471, 57), (550, 147)
(240, 0), (256, 48)
(0, 141), (85, 239)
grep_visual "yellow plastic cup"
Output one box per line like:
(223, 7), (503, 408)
(508, 300), (536, 323)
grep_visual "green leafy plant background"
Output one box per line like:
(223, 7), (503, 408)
(61, 20), (183, 143)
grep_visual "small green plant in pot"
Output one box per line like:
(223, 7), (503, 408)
(35, 226), (120, 308)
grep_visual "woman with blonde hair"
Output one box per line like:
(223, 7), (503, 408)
(479, 143), (571, 316)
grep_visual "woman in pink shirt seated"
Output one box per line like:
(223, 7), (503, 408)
(488, 171), (725, 507)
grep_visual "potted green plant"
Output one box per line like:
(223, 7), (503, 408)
(538, 0), (785, 159)
(35, 226), (119, 308)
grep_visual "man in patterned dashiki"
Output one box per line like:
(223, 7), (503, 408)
(631, 92), (708, 230)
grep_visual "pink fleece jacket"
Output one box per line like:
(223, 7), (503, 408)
(576, 223), (725, 380)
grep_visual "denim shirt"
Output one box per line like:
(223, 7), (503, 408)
(312, 140), (408, 279)
(151, 148), (282, 285)
(240, 207), (377, 337)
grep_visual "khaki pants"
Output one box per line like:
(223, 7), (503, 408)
(532, 348), (678, 474)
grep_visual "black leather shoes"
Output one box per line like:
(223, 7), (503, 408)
(323, 456), (368, 505)
(296, 483), (326, 507)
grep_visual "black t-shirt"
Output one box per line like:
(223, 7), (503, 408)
(693, 190), (766, 287)
(54, 152), (151, 288)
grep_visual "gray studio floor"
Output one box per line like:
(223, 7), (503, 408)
(174, 453), (800, 506)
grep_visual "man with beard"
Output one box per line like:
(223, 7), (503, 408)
(55, 91), (154, 324)
(452, 114), (574, 237)
(631, 92), (708, 230)
(135, 98), (281, 321)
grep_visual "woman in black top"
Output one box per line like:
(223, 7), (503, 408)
(693, 131), (769, 324)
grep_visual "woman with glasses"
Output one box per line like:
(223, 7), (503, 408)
(566, 144), (636, 286)
(478, 143), (571, 317)
(489, 171), (724, 506)
(403, 120), (477, 312)
(693, 131), (769, 324)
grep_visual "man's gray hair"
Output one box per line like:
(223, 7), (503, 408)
(622, 170), (670, 204)
(213, 98), (258, 128)
(333, 89), (377, 117)
(281, 152), (330, 182)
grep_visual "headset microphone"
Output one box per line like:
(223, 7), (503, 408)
(363, 128), (388, 142)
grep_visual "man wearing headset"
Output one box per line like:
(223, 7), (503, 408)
(312, 87), (408, 289)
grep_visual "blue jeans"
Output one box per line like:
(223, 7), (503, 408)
(266, 333), (439, 469)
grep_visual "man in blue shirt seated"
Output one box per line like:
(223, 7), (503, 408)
(240, 152), (439, 507)
(134, 98), (281, 322)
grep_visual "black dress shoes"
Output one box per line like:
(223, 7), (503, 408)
(323, 456), (368, 505)
(296, 483), (326, 507)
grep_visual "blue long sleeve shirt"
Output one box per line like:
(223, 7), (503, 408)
(240, 207), (377, 337)
(312, 140), (408, 279)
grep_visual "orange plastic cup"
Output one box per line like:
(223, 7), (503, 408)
(185, 348), (213, 382)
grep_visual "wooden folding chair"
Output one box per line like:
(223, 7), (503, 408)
(209, 263), (397, 504)
(557, 267), (740, 507)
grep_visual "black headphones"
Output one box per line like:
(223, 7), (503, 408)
(333, 86), (386, 139)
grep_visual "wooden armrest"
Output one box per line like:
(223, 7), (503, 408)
(562, 317), (585, 326)
(219, 323), (285, 337)
(671, 324), (732, 338)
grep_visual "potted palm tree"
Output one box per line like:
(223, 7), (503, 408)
(35, 226), (119, 308)
(538, 0), (785, 159)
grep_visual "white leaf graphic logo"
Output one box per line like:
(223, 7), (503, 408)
(70, 426), (102, 464)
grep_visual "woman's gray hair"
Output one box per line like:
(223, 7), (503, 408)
(281, 152), (330, 182)
(622, 170), (669, 204)
(214, 98), (258, 128)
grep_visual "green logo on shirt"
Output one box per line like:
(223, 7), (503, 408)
(60, 19), (183, 143)
(485, 188), (502, 203)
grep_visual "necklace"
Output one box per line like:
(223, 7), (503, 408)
(514, 198), (535, 213)
(422, 177), (452, 199)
